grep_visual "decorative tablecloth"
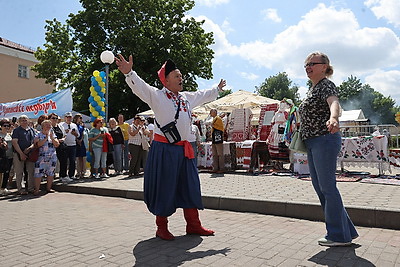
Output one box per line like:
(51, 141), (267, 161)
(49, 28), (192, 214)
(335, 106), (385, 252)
(198, 141), (242, 170)
(199, 136), (391, 174)
(198, 141), (256, 170)
(293, 135), (390, 174)
(293, 153), (309, 174)
(389, 149), (400, 169)
(337, 135), (389, 173)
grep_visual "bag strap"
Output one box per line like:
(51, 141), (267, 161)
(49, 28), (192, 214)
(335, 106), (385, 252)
(155, 99), (181, 129)
(29, 128), (36, 144)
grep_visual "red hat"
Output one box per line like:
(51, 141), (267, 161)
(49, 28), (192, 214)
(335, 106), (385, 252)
(157, 59), (177, 87)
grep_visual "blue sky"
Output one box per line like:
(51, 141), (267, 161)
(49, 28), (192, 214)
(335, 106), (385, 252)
(1, 0), (400, 106)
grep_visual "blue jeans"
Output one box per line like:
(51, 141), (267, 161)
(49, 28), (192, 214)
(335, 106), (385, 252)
(122, 140), (129, 171)
(112, 144), (123, 172)
(92, 147), (107, 169)
(305, 132), (358, 242)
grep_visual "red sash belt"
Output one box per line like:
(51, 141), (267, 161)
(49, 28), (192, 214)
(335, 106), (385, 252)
(154, 133), (194, 159)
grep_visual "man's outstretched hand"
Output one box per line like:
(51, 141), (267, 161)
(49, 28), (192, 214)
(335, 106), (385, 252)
(115, 54), (133, 74)
(218, 79), (227, 91)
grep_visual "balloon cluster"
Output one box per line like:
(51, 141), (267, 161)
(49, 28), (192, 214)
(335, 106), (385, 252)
(88, 70), (106, 121)
(396, 111), (400, 124)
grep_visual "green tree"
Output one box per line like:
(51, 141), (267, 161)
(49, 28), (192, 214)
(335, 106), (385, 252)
(255, 72), (300, 104)
(218, 89), (232, 99)
(338, 76), (397, 124)
(338, 75), (362, 102)
(32, 0), (214, 119)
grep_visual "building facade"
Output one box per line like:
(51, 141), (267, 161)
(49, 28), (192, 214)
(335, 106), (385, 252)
(0, 37), (54, 103)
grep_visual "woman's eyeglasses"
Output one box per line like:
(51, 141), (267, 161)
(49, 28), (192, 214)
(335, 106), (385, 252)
(50, 117), (58, 120)
(2, 125), (10, 128)
(304, 62), (325, 68)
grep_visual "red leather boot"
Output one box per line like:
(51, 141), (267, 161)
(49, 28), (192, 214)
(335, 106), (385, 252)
(155, 216), (175, 240)
(183, 208), (215, 236)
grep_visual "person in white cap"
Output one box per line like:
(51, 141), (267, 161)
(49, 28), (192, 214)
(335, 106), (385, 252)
(60, 112), (80, 181)
(116, 54), (226, 240)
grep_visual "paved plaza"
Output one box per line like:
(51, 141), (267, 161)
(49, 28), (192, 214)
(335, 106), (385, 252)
(1, 169), (400, 266)
(1, 192), (400, 266)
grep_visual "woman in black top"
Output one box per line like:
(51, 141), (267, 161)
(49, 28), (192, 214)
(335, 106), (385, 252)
(48, 113), (70, 183)
(108, 118), (124, 175)
(299, 52), (358, 247)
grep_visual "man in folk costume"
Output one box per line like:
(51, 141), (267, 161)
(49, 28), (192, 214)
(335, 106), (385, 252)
(115, 55), (226, 240)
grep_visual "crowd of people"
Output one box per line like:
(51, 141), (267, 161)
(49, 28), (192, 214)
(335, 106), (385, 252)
(0, 112), (154, 196)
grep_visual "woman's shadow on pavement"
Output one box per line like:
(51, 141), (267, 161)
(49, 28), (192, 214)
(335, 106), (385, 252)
(132, 235), (230, 266)
(308, 244), (375, 267)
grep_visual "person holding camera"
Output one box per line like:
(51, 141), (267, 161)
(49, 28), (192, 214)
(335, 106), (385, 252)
(60, 112), (80, 180)
(127, 116), (145, 177)
(115, 55), (226, 240)
(33, 120), (60, 195)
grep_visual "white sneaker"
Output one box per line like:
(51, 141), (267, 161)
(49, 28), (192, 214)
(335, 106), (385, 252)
(318, 237), (351, 247)
(94, 174), (101, 179)
(2, 188), (10, 195)
(100, 174), (109, 178)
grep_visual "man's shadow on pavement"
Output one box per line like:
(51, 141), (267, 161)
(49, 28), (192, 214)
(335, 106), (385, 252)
(132, 235), (230, 266)
(308, 244), (375, 267)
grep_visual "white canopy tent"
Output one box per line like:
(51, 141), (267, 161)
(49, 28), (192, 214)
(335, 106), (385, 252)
(198, 90), (279, 112)
(135, 90), (280, 122)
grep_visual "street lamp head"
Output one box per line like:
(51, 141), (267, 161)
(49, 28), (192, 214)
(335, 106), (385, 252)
(100, 50), (115, 64)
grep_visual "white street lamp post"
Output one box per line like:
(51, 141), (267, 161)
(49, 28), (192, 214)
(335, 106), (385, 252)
(100, 50), (115, 122)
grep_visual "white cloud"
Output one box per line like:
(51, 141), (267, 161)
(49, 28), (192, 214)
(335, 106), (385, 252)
(364, 0), (400, 28)
(234, 4), (400, 79)
(196, 0), (230, 7)
(365, 70), (400, 102)
(221, 19), (234, 34)
(261, 8), (282, 23)
(238, 72), (259, 81)
(193, 15), (238, 57)
(193, 3), (400, 104)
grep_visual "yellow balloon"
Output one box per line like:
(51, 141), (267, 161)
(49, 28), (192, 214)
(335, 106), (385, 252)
(101, 107), (105, 112)
(94, 95), (101, 102)
(93, 70), (100, 77)
(95, 76), (102, 82)
(98, 102), (105, 107)
(101, 88), (106, 93)
(92, 111), (99, 117)
(98, 82), (105, 87)
(91, 91), (98, 97)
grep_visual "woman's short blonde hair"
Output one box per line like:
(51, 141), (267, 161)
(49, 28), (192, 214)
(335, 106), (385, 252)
(109, 118), (117, 124)
(40, 119), (52, 127)
(305, 51), (334, 77)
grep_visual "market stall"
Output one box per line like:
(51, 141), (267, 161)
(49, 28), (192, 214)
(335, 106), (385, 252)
(338, 135), (389, 174)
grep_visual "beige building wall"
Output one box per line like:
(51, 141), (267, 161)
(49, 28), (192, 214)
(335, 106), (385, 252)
(0, 43), (54, 103)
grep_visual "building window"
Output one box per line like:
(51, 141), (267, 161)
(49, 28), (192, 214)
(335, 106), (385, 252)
(18, 65), (29, 78)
